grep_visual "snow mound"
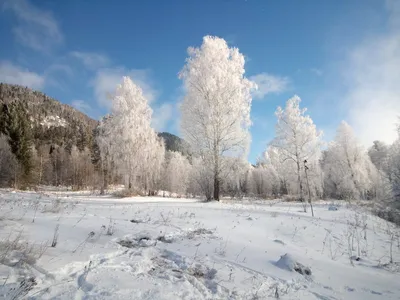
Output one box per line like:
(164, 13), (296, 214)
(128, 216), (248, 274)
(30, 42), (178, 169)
(276, 253), (312, 276)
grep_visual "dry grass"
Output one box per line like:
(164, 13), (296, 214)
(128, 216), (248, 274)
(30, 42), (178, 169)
(0, 232), (48, 267)
(282, 195), (300, 202)
(42, 198), (63, 213)
(113, 188), (145, 198)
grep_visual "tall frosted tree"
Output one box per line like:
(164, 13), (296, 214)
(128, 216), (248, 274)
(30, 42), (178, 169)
(97, 76), (165, 191)
(179, 36), (256, 200)
(270, 96), (323, 205)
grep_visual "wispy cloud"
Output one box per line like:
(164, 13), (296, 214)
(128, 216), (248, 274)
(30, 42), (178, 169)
(4, 0), (63, 52)
(343, 0), (400, 145)
(152, 102), (174, 132)
(71, 99), (91, 114)
(310, 68), (323, 76)
(70, 51), (110, 69)
(250, 73), (289, 100)
(45, 64), (73, 78)
(0, 61), (44, 89)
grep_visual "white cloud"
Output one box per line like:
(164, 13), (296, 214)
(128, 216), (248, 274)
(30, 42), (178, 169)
(0, 61), (44, 88)
(310, 68), (323, 76)
(71, 99), (91, 114)
(152, 103), (174, 132)
(70, 51), (110, 69)
(92, 67), (158, 108)
(343, 1), (400, 145)
(4, 0), (63, 52)
(45, 64), (73, 77)
(250, 73), (289, 99)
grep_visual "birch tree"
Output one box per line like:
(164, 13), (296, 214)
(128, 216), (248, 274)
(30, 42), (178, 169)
(270, 95), (323, 206)
(97, 76), (164, 192)
(388, 133), (400, 206)
(179, 36), (256, 200)
(163, 151), (192, 195)
(322, 121), (377, 200)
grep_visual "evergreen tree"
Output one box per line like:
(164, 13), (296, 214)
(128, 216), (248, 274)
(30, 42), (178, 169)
(1, 102), (33, 187)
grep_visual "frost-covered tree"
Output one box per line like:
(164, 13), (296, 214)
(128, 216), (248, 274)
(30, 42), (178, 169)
(163, 151), (192, 195)
(222, 159), (251, 198)
(270, 96), (323, 203)
(388, 129), (400, 206)
(97, 76), (165, 192)
(262, 147), (293, 196)
(369, 141), (390, 173)
(188, 156), (214, 200)
(139, 136), (165, 193)
(323, 121), (377, 200)
(249, 163), (279, 198)
(179, 36), (256, 200)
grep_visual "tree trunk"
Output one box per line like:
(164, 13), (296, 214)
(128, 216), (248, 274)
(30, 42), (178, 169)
(14, 163), (18, 189)
(213, 142), (220, 201)
(214, 174), (220, 201)
(39, 154), (43, 185)
(304, 162), (314, 217)
(296, 160), (306, 212)
(100, 167), (107, 195)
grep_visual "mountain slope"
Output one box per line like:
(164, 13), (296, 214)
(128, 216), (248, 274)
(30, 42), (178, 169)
(0, 83), (98, 150)
(0, 83), (190, 155)
(157, 132), (192, 157)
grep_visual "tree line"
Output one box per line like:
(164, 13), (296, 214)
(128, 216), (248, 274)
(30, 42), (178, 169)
(0, 36), (399, 218)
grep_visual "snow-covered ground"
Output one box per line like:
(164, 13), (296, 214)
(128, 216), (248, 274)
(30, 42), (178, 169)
(0, 190), (399, 299)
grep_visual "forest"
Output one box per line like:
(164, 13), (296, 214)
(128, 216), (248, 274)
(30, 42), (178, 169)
(0, 36), (399, 223)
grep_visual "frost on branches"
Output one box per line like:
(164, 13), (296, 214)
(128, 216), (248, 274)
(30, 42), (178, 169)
(162, 151), (192, 196)
(179, 35), (256, 201)
(97, 76), (164, 192)
(270, 96), (323, 205)
(322, 121), (378, 200)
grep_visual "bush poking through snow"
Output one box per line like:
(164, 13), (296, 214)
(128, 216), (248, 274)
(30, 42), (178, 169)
(215, 239), (228, 257)
(51, 224), (59, 248)
(8, 277), (37, 300)
(271, 211), (279, 218)
(42, 199), (62, 213)
(118, 234), (156, 248)
(31, 200), (39, 223)
(187, 263), (217, 280)
(186, 228), (214, 239)
(73, 231), (95, 253)
(106, 217), (115, 236)
(275, 253), (312, 276)
(0, 233), (47, 267)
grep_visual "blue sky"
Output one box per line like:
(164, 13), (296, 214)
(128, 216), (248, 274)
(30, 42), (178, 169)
(1, 0), (399, 163)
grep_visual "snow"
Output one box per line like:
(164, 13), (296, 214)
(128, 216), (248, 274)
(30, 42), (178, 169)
(39, 115), (68, 128)
(0, 190), (399, 299)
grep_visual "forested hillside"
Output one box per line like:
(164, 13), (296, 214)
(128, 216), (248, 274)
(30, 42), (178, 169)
(0, 83), (189, 190)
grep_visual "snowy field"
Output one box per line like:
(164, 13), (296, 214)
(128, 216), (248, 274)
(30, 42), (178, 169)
(0, 190), (399, 300)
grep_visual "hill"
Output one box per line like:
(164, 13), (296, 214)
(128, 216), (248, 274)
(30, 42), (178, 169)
(157, 132), (192, 157)
(0, 83), (98, 151)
